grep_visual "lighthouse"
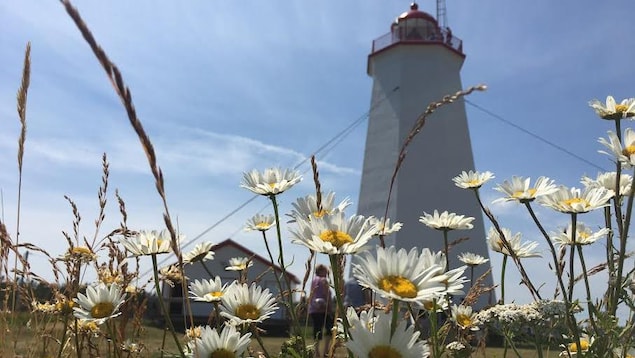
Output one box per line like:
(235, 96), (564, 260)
(356, 3), (494, 306)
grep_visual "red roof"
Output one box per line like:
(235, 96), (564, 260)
(212, 239), (301, 284)
(397, 3), (437, 23)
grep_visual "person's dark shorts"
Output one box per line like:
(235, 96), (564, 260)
(310, 312), (334, 339)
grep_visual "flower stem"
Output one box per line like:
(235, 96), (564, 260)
(268, 194), (306, 352)
(152, 254), (185, 357)
(501, 255), (507, 304)
(251, 323), (272, 358)
(390, 299), (400, 338)
(329, 254), (350, 339)
(576, 244), (599, 333)
(442, 229), (450, 270)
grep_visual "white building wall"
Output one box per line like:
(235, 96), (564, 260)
(357, 43), (495, 308)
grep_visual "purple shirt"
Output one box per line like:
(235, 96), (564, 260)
(308, 276), (330, 314)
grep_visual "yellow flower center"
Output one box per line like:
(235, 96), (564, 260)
(268, 182), (276, 189)
(255, 222), (270, 229)
(72, 246), (92, 255)
(378, 275), (417, 298)
(369, 345), (402, 358)
(467, 179), (481, 187)
(615, 104), (628, 114)
(210, 349), (236, 358)
(56, 300), (75, 314)
(568, 339), (590, 352)
(208, 291), (223, 298)
(312, 209), (328, 218)
(90, 302), (115, 319)
(512, 188), (536, 198)
(562, 197), (589, 207)
(319, 230), (353, 248)
(456, 313), (473, 328)
(623, 145), (635, 156)
(577, 231), (590, 240)
(235, 304), (260, 320)
(422, 300), (440, 311)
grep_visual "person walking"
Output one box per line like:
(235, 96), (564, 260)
(308, 264), (333, 357)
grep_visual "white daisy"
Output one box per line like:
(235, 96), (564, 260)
(589, 95), (635, 120)
(225, 257), (253, 271)
(550, 223), (609, 247)
(183, 241), (215, 264)
(287, 191), (351, 222)
(559, 335), (594, 357)
(417, 297), (449, 312)
(420, 248), (447, 270)
(289, 211), (377, 254)
(493, 176), (558, 204)
(452, 170), (495, 189)
(599, 128), (635, 168)
(353, 246), (447, 303)
(189, 277), (228, 303)
(119, 229), (173, 256)
(186, 325), (251, 358)
(458, 252), (489, 267)
(581, 172), (632, 197)
(451, 304), (479, 331)
(346, 309), (430, 358)
(441, 266), (469, 297)
(419, 210), (474, 231)
(244, 213), (276, 232)
(487, 227), (541, 258)
(159, 264), (185, 287)
(538, 186), (613, 214)
(220, 283), (278, 325)
(368, 217), (403, 236)
(240, 167), (302, 196)
(73, 283), (126, 324)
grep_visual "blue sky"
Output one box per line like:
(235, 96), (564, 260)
(1, 1), (634, 305)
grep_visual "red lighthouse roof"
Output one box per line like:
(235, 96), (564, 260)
(396, 3), (437, 24)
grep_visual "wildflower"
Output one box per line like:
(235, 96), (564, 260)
(189, 277), (227, 303)
(183, 241), (215, 264)
(119, 229), (173, 256)
(159, 264), (185, 287)
(225, 257), (253, 271)
(493, 176), (558, 204)
(244, 213), (276, 232)
(458, 252), (489, 267)
(220, 283), (278, 325)
(32, 301), (56, 314)
(560, 335), (593, 356)
(62, 246), (97, 263)
(289, 211), (377, 255)
(97, 266), (124, 286)
(538, 186), (612, 214)
(346, 309), (430, 358)
(120, 339), (143, 354)
(550, 223), (609, 247)
(441, 266), (469, 296)
(369, 216), (403, 236)
(452, 170), (494, 189)
(288, 191), (351, 222)
(451, 305), (479, 331)
(353, 246), (448, 303)
(418, 297), (449, 312)
(54, 295), (76, 314)
(240, 167), (302, 196)
(76, 319), (101, 336)
(73, 283), (125, 324)
(186, 325), (251, 358)
(589, 95), (635, 120)
(487, 227), (541, 258)
(581, 171), (632, 197)
(419, 210), (474, 231)
(599, 128), (635, 168)
(185, 326), (203, 341)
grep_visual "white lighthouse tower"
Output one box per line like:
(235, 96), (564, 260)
(356, 3), (494, 305)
